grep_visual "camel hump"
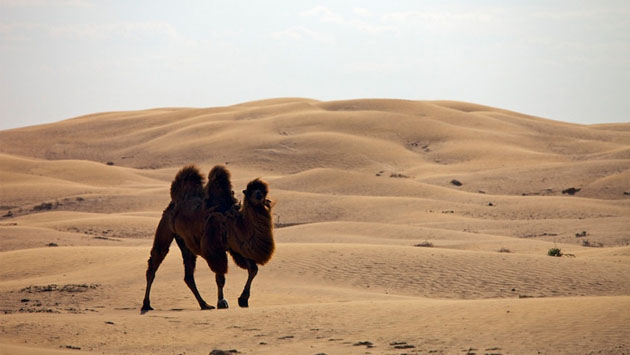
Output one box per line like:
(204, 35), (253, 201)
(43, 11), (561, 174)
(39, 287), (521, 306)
(208, 165), (231, 187)
(170, 165), (205, 201)
(205, 165), (238, 212)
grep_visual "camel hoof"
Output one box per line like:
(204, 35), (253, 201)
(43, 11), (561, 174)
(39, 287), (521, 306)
(238, 297), (249, 308)
(200, 303), (216, 310)
(140, 304), (153, 314)
(217, 299), (229, 309)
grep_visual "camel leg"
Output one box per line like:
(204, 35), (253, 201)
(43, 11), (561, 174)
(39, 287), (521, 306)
(174, 236), (214, 310)
(201, 215), (229, 309)
(141, 214), (174, 314)
(229, 250), (258, 308)
(238, 259), (258, 308)
(215, 273), (229, 309)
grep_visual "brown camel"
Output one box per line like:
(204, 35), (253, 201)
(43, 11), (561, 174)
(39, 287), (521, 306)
(141, 165), (274, 313)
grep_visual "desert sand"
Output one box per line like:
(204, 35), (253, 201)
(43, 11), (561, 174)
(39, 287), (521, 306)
(1, 98), (629, 354)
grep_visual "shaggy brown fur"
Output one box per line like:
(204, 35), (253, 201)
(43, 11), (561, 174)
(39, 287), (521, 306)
(205, 165), (239, 213)
(205, 178), (275, 307)
(170, 165), (204, 201)
(141, 165), (274, 313)
(227, 179), (274, 265)
(207, 179), (275, 263)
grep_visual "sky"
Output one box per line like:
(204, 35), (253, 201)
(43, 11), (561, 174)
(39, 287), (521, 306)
(0, 0), (628, 130)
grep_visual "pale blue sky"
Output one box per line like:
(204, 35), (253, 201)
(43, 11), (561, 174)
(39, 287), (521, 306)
(1, 0), (628, 129)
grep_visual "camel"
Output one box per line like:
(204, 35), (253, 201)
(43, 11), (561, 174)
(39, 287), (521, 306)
(141, 165), (274, 313)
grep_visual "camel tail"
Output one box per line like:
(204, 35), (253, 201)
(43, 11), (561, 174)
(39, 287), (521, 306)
(170, 165), (205, 201)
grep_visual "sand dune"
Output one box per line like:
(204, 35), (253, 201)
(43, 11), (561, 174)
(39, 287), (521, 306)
(1, 98), (629, 354)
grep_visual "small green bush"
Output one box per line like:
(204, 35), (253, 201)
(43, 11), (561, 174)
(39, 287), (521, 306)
(548, 248), (562, 257)
(415, 241), (434, 247)
(582, 239), (603, 248)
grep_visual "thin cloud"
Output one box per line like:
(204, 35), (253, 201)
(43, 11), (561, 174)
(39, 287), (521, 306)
(382, 9), (502, 28)
(353, 8), (372, 17)
(300, 6), (344, 23)
(0, 22), (45, 41)
(49, 22), (180, 41)
(0, 0), (93, 7)
(300, 6), (398, 35)
(272, 26), (333, 44)
(532, 8), (630, 20)
(1, 21), (184, 44)
(349, 19), (398, 34)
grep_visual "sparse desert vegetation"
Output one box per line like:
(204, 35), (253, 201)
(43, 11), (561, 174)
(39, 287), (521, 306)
(548, 248), (562, 257)
(415, 241), (434, 248)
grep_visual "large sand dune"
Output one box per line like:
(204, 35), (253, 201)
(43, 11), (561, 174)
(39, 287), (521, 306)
(1, 98), (629, 354)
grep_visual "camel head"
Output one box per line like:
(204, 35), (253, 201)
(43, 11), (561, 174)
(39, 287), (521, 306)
(243, 178), (272, 210)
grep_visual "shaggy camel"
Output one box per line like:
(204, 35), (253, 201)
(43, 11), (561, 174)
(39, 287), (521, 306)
(141, 165), (274, 313)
